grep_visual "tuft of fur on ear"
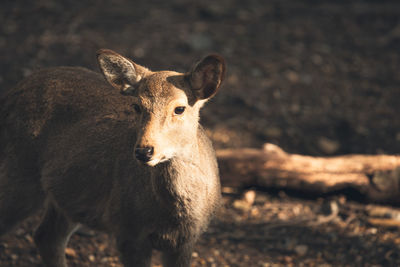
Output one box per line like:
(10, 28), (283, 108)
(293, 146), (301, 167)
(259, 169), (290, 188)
(188, 54), (226, 100)
(97, 49), (149, 93)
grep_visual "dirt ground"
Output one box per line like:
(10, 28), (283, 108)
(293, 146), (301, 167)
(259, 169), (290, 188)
(1, 0), (400, 266)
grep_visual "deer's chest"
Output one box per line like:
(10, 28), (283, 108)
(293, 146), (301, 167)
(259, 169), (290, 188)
(148, 175), (202, 249)
(149, 195), (197, 250)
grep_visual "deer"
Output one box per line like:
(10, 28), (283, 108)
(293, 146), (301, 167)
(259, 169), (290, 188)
(0, 49), (225, 267)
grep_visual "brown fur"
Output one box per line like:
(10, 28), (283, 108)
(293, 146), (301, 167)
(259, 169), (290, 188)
(0, 50), (225, 267)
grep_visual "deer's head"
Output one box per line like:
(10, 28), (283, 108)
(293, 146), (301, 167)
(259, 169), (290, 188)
(97, 49), (225, 166)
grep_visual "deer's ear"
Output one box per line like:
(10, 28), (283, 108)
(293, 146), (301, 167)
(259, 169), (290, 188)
(97, 49), (149, 94)
(188, 54), (226, 100)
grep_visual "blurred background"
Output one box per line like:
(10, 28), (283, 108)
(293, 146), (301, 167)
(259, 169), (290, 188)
(1, 0), (399, 156)
(1, 0), (400, 266)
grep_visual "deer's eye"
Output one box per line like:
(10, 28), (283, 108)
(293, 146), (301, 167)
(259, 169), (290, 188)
(133, 104), (141, 113)
(174, 106), (186, 115)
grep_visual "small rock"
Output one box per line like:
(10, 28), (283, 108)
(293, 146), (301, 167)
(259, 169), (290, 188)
(284, 238), (297, 250)
(4, 21), (17, 34)
(273, 90), (281, 99)
(98, 243), (107, 252)
(22, 68), (33, 78)
(318, 137), (340, 154)
(243, 190), (256, 205)
(301, 73), (313, 84)
(290, 104), (300, 113)
(286, 70), (299, 83)
(264, 127), (282, 138)
(24, 234), (34, 243)
(221, 186), (237, 194)
(338, 195), (347, 205)
(65, 247), (77, 258)
(221, 239), (229, 245)
(321, 200), (339, 216)
(250, 68), (262, 77)
(15, 228), (25, 236)
(231, 230), (246, 240)
(278, 211), (288, 220)
(255, 192), (269, 204)
(207, 256), (215, 263)
(294, 244), (308, 256)
(250, 207), (260, 217)
(283, 255), (293, 263)
(132, 47), (146, 58)
(233, 200), (251, 211)
(88, 254), (96, 262)
(312, 54), (323, 65)
(28, 256), (37, 263)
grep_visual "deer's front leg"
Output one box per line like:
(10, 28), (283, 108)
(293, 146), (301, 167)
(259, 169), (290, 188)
(161, 242), (194, 267)
(34, 204), (79, 267)
(116, 232), (152, 267)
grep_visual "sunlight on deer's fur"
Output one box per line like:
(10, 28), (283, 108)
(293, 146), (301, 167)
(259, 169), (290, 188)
(0, 49), (225, 267)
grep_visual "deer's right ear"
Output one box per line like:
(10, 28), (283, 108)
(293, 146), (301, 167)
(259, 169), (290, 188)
(97, 49), (149, 94)
(188, 54), (226, 100)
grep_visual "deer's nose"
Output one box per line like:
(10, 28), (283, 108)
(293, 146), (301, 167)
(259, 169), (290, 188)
(135, 146), (154, 162)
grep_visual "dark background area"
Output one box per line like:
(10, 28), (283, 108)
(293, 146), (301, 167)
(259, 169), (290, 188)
(1, 0), (399, 155)
(1, 0), (400, 266)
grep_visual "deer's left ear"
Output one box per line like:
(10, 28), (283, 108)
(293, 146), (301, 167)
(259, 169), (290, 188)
(97, 49), (150, 94)
(188, 54), (226, 100)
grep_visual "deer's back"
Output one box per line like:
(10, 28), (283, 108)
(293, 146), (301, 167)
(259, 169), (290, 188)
(1, 67), (137, 182)
(1, 66), (136, 138)
(1, 67), (141, 226)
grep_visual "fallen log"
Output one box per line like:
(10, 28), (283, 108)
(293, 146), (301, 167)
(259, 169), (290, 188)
(217, 143), (400, 204)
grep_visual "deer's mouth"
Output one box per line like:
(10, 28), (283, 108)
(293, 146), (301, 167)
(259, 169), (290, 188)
(144, 156), (169, 167)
